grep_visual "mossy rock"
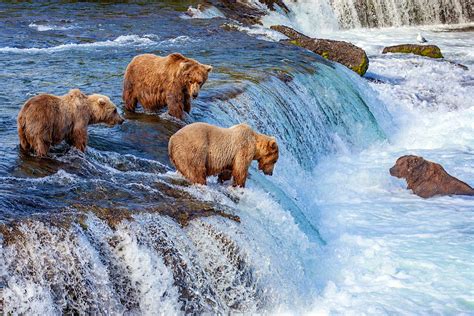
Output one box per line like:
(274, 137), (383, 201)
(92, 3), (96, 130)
(382, 44), (444, 59)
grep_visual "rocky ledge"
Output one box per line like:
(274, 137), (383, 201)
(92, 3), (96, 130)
(210, 0), (288, 25)
(271, 25), (369, 76)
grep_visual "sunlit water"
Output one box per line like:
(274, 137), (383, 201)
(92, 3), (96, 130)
(0, 2), (473, 314)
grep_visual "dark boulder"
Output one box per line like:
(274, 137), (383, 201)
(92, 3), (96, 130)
(210, 0), (288, 25)
(270, 25), (369, 76)
(382, 44), (444, 59)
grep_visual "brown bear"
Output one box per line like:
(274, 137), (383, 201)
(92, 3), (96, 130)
(390, 155), (474, 198)
(17, 89), (124, 157)
(123, 53), (212, 120)
(168, 122), (279, 187)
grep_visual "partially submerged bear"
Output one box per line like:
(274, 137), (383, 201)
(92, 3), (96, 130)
(17, 89), (124, 157)
(390, 155), (474, 198)
(123, 53), (212, 120)
(168, 122), (279, 187)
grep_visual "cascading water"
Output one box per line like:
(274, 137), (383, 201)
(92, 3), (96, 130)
(0, 3), (390, 311)
(259, 0), (473, 33)
(0, 53), (388, 313)
(1, 1), (473, 314)
(330, 0), (472, 28)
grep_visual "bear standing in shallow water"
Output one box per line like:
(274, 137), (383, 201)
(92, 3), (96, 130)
(168, 122), (279, 187)
(123, 53), (212, 120)
(17, 89), (124, 157)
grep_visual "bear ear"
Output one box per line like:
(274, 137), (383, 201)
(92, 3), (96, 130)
(180, 61), (195, 72)
(98, 98), (107, 106)
(205, 65), (213, 73)
(268, 138), (277, 150)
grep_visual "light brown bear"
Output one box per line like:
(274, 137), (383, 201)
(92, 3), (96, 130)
(17, 89), (124, 157)
(168, 122), (279, 187)
(123, 53), (212, 120)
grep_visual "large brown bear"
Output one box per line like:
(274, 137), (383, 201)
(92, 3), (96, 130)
(17, 89), (124, 157)
(390, 155), (474, 198)
(123, 53), (212, 120)
(168, 122), (279, 187)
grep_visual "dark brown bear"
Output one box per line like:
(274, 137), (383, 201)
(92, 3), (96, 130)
(390, 155), (474, 198)
(123, 53), (212, 120)
(17, 89), (124, 157)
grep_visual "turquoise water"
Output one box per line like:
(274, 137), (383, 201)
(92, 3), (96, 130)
(1, 2), (473, 314)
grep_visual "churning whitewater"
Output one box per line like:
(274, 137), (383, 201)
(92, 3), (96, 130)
(1, 1), (473, 314)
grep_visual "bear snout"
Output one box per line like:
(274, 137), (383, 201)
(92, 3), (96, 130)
(390, 165), (401, 178)
(118, 117), (125, 125)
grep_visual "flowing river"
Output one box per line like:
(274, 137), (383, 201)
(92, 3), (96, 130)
(0, 1), (473, 314)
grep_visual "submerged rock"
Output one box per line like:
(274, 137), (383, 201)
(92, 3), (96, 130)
(270, 25), (369, 76)
(382, 44), (444, 59)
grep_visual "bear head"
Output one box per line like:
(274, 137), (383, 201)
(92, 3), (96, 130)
(256, 135), (279, 176)
(180, 60), (212, 99)
(390, 155), (426, 179)
(87, 94), (125, 126)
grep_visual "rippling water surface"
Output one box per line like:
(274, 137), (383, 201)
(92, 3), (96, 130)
(1, 2), (473, 314)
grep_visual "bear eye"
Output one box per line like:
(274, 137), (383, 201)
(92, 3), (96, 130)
(113, 108), (117, 113)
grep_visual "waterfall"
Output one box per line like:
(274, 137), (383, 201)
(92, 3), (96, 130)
(260, 0), (472, 33)
(330, 0), (472, 28)
(1, 55), (390, 313)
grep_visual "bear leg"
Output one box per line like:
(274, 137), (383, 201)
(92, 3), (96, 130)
(183, 94), (191, 113)
(123, 78), (137, 112)
(17, 124), (30, 152)
(193, 172), (207, 185)
(124, 96), (137, 112)
(232, 169), (248, 187)
(187, 162), (207, 185)
(184, 162), (207, 185)
(166, 93), (184, 120)
(71, 127), (88, 152)
(231, 151), (253, 187)
(34, 140), (49, 157)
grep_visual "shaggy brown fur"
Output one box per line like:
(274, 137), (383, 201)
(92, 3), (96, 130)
(168, 122), (279, 187)
(123, 53), (212, 119)
(17, 89), (124, 157)
(390, 155), (474, 198)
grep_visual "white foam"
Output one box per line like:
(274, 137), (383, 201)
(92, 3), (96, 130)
(181, 5), (225, 20)
(233, 24), (288, 42)
(111, 223), (181, 315)
(0, 34), (157, 53)
(28, 22), (76, 32)
(296, 28), (474, 314)
(260, 0), (340, 35)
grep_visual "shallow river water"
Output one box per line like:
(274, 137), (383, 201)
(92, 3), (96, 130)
(0, 2), (473, 314)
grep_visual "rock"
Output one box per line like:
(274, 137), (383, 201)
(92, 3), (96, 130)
(382, 44), (444, 58)
(211, 0), (288, 25)
(211, 0), (265, 25)
(258, 0), (289, 12)
(270, 25), (369, 76)
(390, 155), (474, 198)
